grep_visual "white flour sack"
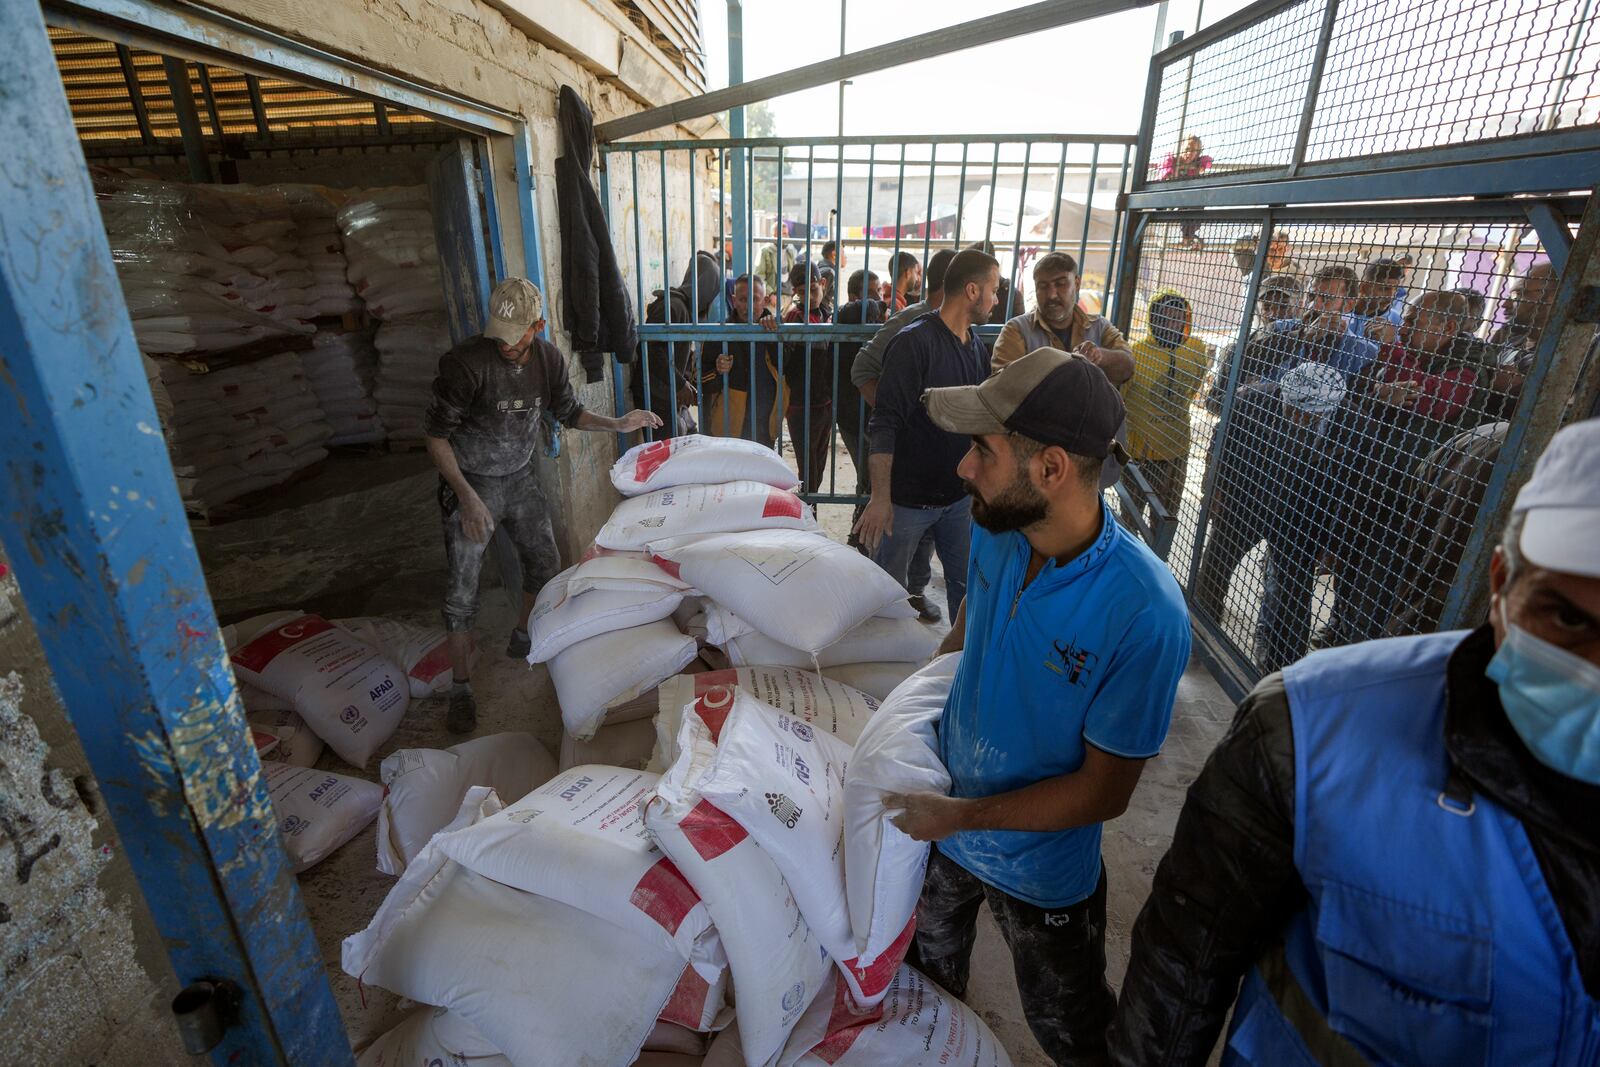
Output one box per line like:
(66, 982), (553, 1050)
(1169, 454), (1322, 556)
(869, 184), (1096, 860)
(777, 965), (1015, 1067)
(525, 564), (684, 665)
(648, 711), (832, 1067)
(723, 616), (939, 671)
(648, 530), (906, 654)
(652, 668), (880, 772)
(356, 1006), (510, 1067)
(376, 732), (557, 875)
(612, 434), (800, 497)
(335, 616), (454, 698)
(566, 550), (695, 597)
(432, 766), (723, 979)
(683, 689), (911, 1009)
(548, 619), (698, 739)
(844, 654), (958, 964)
(597, 480), (818, 550)
(230, 614), (408, 767)
(344, 793), (685, 1067)
(820, 662), (922, 702)
(262, 761), (382, 873)
(245, 706), (325, 767)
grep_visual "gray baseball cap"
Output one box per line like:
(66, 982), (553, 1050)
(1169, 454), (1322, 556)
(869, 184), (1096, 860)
(923, 347), (1128, 461)
(484, 277), (544, 345)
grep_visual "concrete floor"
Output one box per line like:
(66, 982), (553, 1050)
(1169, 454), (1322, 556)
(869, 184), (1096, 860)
(197, 447), (1236, 1064)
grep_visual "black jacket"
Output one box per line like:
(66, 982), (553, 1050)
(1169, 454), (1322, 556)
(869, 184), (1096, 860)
(555, 86), (637, 382)
(632, 252), (722, 435)
(1108, 625), (1600, 1065)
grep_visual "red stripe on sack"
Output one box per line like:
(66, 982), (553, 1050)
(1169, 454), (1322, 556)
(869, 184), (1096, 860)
(629, 856), (701, 935)
(648, 554), (683, 581)
(678, 799), (748, 861)
(657, 963), (713, 1030)
(810, 978), (884, 1064)
(690, 689), (735, 741)
(692, 669), (738, 695)
(762, 489), (805, 520)
(408, 641), (453, 684)
(230, 614), (332, 674)
(632, 440), (676, 483)
(842, 915), (917, 1003)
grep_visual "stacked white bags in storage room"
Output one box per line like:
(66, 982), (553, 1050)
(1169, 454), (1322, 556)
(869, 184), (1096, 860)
(340, 436), (1004, 1067)
(142, 350), (331, 515)
(97, 173), (317, 355)
(300, 329), (385, 446)
(337, 187), (449, 442)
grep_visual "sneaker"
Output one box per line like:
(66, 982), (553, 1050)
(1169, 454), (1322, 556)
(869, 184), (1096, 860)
(507, 626), (531, 659)
(446, 688), (477, 734)
(908, 594), (942, 624)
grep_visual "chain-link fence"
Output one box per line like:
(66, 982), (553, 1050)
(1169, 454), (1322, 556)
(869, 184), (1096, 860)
(1117, 205), (1596, 692)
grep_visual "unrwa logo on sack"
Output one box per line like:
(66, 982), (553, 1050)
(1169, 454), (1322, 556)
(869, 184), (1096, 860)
(765, 792), (802, 828)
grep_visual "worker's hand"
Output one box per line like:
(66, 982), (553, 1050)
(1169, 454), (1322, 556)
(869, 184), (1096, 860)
(1366, 319), (1399, 346)
(715, 353), (735, 375)
(852, 496), (894, 553)
(1074, 341), (1103, 364)
(460, 493), (494, 544)
(617, 409), (665, 433)
(1374, 378), (1422, 407)
(883, 792), (970, 842)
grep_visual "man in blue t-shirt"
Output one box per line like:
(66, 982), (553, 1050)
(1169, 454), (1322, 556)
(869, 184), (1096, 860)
(886, 347), (1192, 1066)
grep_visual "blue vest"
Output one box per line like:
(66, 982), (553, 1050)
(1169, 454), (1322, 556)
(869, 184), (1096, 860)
(1224, 632), (1600, 1066)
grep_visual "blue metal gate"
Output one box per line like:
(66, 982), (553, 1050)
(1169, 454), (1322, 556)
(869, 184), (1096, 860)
(599, 133), (1138, 504)
(1115, 0), (1600, 698)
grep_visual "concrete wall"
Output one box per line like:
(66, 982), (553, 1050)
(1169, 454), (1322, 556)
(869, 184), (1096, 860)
(0, 558), (187, 1066)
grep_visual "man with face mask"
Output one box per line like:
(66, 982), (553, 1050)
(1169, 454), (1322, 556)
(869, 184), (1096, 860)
(425, 278), (661, 732)
(1109, 417), (1600, 1066)
(884, 347), (1192, 1066)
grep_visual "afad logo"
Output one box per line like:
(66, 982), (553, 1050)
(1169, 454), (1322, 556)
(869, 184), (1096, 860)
(790, 753), (811, 786)
(766, 792), (802, 828)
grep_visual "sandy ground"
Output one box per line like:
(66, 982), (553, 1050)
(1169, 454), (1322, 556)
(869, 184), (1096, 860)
(196, 444), (1234, 1065)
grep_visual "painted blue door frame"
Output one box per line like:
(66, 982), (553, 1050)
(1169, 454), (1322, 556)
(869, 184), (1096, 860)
(0, 3), (351, 1063)
(1, 2), (549, 1061)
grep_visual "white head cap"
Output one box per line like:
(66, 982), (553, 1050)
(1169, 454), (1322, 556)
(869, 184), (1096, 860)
(1513, 418), (1600, 578)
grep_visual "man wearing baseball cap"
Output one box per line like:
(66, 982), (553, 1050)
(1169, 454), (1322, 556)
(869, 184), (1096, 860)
(1111, 417), (1600, 1065)
(885, 348), (1192, 1065)
(425, 277), (660, 732)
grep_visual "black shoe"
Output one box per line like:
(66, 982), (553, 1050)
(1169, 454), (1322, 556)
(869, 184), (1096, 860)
(446, 689), (477, 734)
(507, 626), (531, 659)
(908, 594), (942, 623)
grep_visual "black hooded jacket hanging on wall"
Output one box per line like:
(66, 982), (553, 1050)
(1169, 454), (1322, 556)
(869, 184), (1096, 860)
(555, 85), (638, 383)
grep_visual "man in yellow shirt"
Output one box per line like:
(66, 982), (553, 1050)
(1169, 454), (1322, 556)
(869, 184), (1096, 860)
(1124, 290), (1208, 526)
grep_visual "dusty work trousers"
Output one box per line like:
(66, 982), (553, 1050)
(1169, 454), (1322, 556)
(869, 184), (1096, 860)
(438, 462), (561, 633)
(911, 848), (1115, 1067)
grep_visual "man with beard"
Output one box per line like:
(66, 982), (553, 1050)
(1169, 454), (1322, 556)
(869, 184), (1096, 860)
(855, 249), (999, 622)
(991, 252), (1133, 385)
(884, 348), (1191, 1066)
(1236, 264), (1378, 387)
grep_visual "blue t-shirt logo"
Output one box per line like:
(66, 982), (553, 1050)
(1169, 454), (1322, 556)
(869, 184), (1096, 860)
(1049, 638), (1099, 686)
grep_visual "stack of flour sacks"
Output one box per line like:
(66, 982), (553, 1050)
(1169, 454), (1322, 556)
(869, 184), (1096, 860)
(343, 643), (1012, 1067)
(220, 611), (456, 875)
(527, 435), (941, 768)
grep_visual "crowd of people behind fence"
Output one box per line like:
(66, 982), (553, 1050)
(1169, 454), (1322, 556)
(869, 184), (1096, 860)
(631, 225), (1581, 675)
